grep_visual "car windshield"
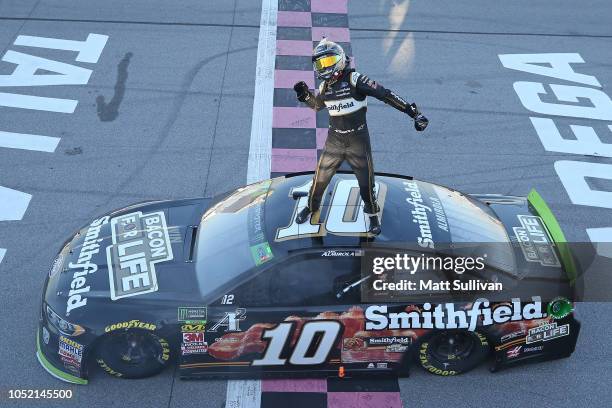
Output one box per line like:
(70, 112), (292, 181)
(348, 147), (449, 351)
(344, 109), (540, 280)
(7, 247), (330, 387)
(194, 180), (273, 298)
(431, 185), (516, 273)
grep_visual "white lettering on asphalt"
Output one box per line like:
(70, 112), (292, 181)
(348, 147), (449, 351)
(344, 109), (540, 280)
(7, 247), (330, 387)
(0, 92), (77, 113)
(586, 228), (612, 258)
(0, 33), (108, 266)
(0, 186), (32, 221)
(499, 52), (612, 255)
(530, 118), (612, 158)
(0, 130), (60, 152)
(513, 82), (612, 121)
(499, 53), (600, 87)
(554, 161), (612, 210)
(14, 33), (109, 63)
(0, 50), (93, 87)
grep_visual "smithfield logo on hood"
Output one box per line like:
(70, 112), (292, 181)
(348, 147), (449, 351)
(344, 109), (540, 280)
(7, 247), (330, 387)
(106, 211), (174, 300)
(66, 216), (109, 316)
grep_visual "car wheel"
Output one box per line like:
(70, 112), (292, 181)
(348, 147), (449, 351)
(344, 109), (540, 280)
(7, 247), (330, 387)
(417, 330), (489, 376)
(95, 330), (171, 379)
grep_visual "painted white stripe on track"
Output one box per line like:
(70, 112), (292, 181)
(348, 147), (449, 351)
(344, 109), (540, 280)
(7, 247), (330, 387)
(0, 186), (32, 221)
(14, 34), (109, 64)
(228, 0), (278, 405)
(246, 0), (277, 185)
(226, 379), (262, 408)
(0, 130), (60, 152)
(0, 92), (77, 113)
(0, 249), (5, 264)
(587, 228), (612, 258)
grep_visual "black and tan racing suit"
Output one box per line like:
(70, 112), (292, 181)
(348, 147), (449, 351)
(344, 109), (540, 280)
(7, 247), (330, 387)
(298, 69), (419, 214)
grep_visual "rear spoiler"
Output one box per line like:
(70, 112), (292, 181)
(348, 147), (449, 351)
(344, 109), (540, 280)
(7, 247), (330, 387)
(527, 189), (577, 283)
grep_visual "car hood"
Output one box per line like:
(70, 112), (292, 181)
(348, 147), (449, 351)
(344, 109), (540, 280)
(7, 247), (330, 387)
(44, 198), (208, 320)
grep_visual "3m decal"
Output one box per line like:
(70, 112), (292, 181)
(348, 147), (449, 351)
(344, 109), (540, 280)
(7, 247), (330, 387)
(181, 332), (208, 356)
(106, 211), (174, 300)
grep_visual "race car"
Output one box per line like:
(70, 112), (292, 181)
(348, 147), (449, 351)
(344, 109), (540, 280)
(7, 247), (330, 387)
(37, 171), (580, 384)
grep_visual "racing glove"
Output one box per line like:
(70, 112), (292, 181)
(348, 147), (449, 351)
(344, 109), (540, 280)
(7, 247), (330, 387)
(409, 103), (429, 131)
(293, 81), (309, 102)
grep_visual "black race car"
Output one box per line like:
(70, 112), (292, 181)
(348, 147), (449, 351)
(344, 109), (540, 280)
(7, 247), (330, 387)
(37, 172), (580, 384)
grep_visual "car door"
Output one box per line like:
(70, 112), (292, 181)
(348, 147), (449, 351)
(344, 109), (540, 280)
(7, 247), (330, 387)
(200, 250), (366, 377)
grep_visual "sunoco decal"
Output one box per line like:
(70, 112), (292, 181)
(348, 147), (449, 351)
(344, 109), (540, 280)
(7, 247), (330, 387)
(106, 211), (174, 300)
(513, 215), (560, 267)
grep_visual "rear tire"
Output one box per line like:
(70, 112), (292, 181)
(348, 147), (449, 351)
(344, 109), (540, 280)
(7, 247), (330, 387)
(95, 330), (171, 379)
(417, 330), (489, 376)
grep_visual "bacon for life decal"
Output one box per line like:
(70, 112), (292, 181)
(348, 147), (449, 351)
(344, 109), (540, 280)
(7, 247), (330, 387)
(106, 211), (174, 300)
(513, 215), (561, 267)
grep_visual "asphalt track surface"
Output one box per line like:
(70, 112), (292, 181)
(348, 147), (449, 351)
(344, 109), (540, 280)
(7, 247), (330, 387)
(1, 1), (611, 407)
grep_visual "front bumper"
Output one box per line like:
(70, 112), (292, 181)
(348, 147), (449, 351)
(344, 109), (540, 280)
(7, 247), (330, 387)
(36, 327), (88, 385)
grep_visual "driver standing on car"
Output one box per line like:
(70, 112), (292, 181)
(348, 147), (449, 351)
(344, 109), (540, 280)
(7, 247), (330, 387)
(293, 38), (429, 235)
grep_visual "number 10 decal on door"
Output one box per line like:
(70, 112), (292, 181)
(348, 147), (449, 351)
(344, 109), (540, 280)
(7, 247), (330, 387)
(252, 321), (342, 366)
(275, 179), (387, 241)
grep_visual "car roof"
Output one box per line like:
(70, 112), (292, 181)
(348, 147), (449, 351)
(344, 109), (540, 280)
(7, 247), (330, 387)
(262, 171), (509, 259)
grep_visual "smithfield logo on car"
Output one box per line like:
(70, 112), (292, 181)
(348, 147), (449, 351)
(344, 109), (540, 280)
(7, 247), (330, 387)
(513, 215), (560, 267)
(65, 216), (109, 316)
(106, 211), (174, 300)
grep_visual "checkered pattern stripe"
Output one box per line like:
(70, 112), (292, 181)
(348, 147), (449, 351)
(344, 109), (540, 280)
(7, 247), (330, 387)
(262, 1), (403, 406)
(260, 377), (402, 408)
(271, 0), (354, 178)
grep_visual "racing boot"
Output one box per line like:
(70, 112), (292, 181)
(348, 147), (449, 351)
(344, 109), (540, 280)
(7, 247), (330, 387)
(296, 207), (312, 224)
(368, 215), (381, 236)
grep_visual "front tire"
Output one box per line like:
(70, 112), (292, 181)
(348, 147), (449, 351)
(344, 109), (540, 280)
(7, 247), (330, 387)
(95, 330), (171, 379)
(417, 330), (489, 376)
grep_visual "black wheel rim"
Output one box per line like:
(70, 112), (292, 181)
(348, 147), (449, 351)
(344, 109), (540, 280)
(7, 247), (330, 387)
(110, 332), (160, 366)
(430, 331), (475, 362)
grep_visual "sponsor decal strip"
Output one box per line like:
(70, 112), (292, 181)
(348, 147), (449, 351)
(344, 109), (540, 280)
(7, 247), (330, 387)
(35, 331), (87, 385)
(239, 1), (402, 407)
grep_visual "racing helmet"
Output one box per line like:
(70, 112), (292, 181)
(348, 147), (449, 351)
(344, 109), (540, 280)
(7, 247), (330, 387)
(312, 38), (347, 80)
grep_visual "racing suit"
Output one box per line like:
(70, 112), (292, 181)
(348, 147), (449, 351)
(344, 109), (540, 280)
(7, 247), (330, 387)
(297, 69), (421, 214)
